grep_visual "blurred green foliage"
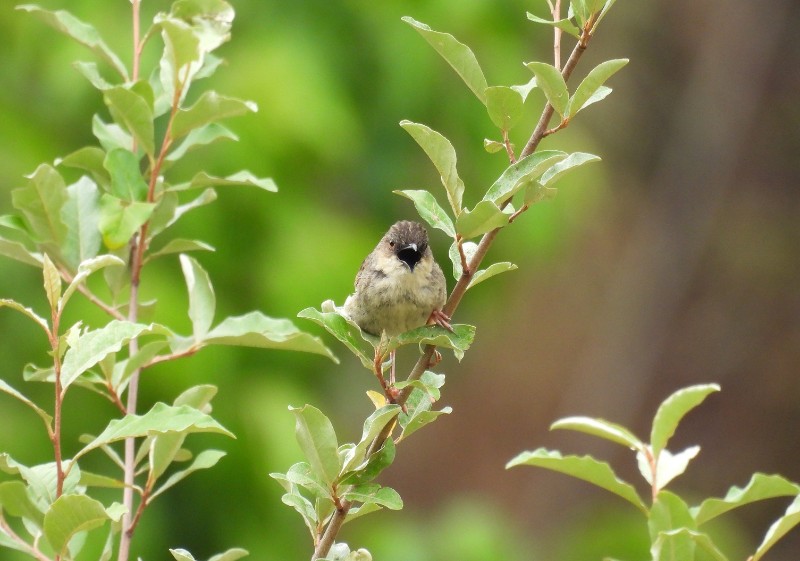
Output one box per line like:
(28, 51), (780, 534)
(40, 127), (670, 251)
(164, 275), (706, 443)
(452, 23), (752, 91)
(2, 0), (799, 560)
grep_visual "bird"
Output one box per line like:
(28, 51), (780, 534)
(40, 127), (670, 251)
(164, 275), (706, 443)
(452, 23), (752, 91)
(344, 220), (451, 389)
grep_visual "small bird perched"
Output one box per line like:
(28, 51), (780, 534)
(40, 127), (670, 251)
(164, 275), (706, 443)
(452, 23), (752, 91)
(344, 220), (450, 338)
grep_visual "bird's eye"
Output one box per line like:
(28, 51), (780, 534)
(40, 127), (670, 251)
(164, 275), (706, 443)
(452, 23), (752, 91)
(389, 240), (395, 247)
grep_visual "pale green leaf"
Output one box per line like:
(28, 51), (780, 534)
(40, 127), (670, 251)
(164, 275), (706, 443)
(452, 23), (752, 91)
(72, 60), (112, 90)
(526, 12), (581, 38)
(180, 254), (215, 340)
(539, 152), (601, 186)
(485, 86), (524, 131)
(171, 549), (196, 561)
(174, 170), (277, 192)
(103, 86), (155, 157)
(483, 150), (566, 205)
(0, 298), (49, 333)
(92, 114), (133, 152)
(693, 474), (800, 526)
(393, 190), (455, 238)
(567, 58), (628, 117)
(456, 200), (508, 239)
(61, 177), (102, 268)
(637, 446), (700, 493)
(147, 239), (215, 262)
(342, 484), (402, 510)
(650, 384), (720, 458)
(506, 448), (647, 513)
(400, 121), (465, 215)
(171, 91), (257, 140)
(61, 254), (124, 310)
(342, 405), (402, 474)
(205, 311), (336, 361)
(649, 491), (696, 561)
(151, 449), (227, 499)
(12, 164), (68, 246)
(208, 548), (249, 561)
(449, 239), (477, 280)
(388, 324), (475, 362)
(0, 480), (44, 525)
(483, 139), (506, 154)
(510, 77), (538, 102)
(165, 123), (238, 163)
(402, 16), (487, 105)
(16, 5), (128, 79)
(398, 402), (452, 441)
(43, 494), (109, 555)
(525, 62), (569, 116)
(298, 303), (370, 366)
(103, 148), (148, 201)
(467, 262), (517, 290)
(551, 416), (643, 451)
(290, 404), (340, 487)
(42, 254), (61, 312)
(0, 237), (42, 266)
(752, 495), (800, 561)
(652, 529), (728, 561)
(0, 379), (53, 429)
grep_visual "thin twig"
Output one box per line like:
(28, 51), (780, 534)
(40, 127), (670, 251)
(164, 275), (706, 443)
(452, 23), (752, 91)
(0, 514), (52, 561)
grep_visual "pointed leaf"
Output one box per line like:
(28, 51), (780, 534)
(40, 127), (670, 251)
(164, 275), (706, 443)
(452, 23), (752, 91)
(551, 416), (643, 451)
(752, 494), (800, 561)
(176, 170), (277, 192)
(342, 484), (402, 510)
(568, 59), (629, 117)
(0, 481), (44, 525)
(0, 380), (53, 430)
(171, 91), (257, 140)
(42, 254), (61, 311)
(165, 123), (238, 163)
(103, 86), (154, 156)
(467, 262), (517, 290)
(43, 494), (109, 555)
(61, 254), (124, 310)
(204, 311), (336, 361)
(653, 529), (728, 561)
(693, 474), (800, 526)
(342, 405), (402, 473)
(92, 114), (133, 152)
(650, 384), (720, 458)
(147, 239), (215, 261)
(456, 200), (508, 239)
(72, 60), (113, 90)
(400, 121), (464, 215)
(16, 5), (128, 79)
(58, 146), (108, 186)
(526, 12), (581, 38)
(649, 491), (696, 561)
(61, 320), (158, 394)
(485, 86), (524, 131)
(298, 304), (370, 366)
(180, 254), (215, 340)
(483, 150), (566, 205)
(209, 548), (249, 561)
(637, 446), (700, 493)
(97, 194), (156, 250)
(393, 190), (455, 238)
(449, 240), (477, 280)
(402, 16), (487, 105)
(290, 404), (340, 487)
(0, 298), (49, 333)
(103, 148), (149, 201)
(61, 177), (102, 268)
(0, 237), (42, 266)
(399, 403), (452, 441)
(507, 448), (647, 513)
(151, 449), (227, 499)
(539, 152), (601, 186)
(13, 164), (67, 246)
(387, 324), (475, 362)
(525, 62), (569, 116)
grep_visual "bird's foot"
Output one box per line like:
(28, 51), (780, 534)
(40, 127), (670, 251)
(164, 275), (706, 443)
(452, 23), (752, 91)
(427, 349), (443, 369)
(427, 308), (453, 332)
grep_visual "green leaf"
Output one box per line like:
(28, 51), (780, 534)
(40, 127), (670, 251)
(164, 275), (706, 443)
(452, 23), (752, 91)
(92, 114), (133, 152)
(151, 449), (227, 499)
(0, 236), (41, 266)
(649, 491), (696, 561)
(525, 62), (569, 117)
(388, 324), (475, 362)
(298, 304), (370, 366)
(276, 462), (330, 500)
(340, 438), (395, 486)
(342, 484), (402, 510)
(650, 384), (720, 459)
(204, 311), (336, 361)
(13, 164), (68, 247)
(526, 12), (581, 38)
(79, 471), (125, 489)
(0, 379), (53, 429)
(483, 150), (566, 205)
(16, 5), (128, 79)
(652, 529), (728, 561)
(637, 446), (700, 493)
(0, 299), (49, 337)
(171, 550), (197, 561)
(467, 262), (517, 290)
(175, 170), (277, 193)
(485, 86), (524, 131)
(456, 200), (508, 239)
(342, 405), (402, 474)
(209, 548), (249, 561)
(393, 190), (455, 238)
(398, 401), (452, 441)
(43, 494), (109, 555)
(76, 403), (233, 463)
(180, 254), (216, 340)
(72, 60), (113, 90)
(42, 253), (61, 312)
(402, 16), (488, 105)
(61, 177), (102, 268)
(539, 152), (601, 187)
(60, 255), (125, 310)
(290, 404), (341, 487)
(506, 448), (647, 513)
(0, 480), (45, 525)
(567, 58), (629, 117)
(165, 189), (217, 230)
(751, 494), (800, 561)
(97, 194), (156, 250)
(165, 123), (238, 163)
(103, 86), (155, 157)
(551, 416), (643, 451)
(60, 320), (158, 394)
(449, 240), (477, 280)
(693, 474), (800, 526)
(103, 149), (149, 201)
(395, 370), (445, 402)
(400, 121), (465, 215)
(147, 239), (214, 262)
(483, 139), (506, 154)
(171, 91), (257, 140)
(511, 77), (538, 102)
(158, 17), (202, 95)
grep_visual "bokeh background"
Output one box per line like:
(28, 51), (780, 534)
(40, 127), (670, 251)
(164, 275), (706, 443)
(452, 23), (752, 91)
(1, 0), (799, 560)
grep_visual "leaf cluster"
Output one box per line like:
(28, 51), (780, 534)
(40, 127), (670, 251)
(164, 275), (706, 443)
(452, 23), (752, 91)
(508, 384), (800, 560)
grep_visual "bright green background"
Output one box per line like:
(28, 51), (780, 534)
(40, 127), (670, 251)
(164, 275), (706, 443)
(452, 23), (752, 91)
(1, 1), (799, 560)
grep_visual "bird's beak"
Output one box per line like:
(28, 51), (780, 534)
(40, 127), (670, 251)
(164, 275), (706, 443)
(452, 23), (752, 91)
(397, 243), (422, 271)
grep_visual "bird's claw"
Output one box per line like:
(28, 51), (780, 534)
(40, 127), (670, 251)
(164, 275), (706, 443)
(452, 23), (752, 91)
(427, 309), (453, 332)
